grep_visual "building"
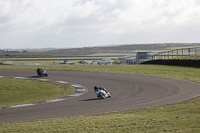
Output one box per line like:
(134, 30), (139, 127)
(118, 56), (136, 64)
(136, 51), (152, 64)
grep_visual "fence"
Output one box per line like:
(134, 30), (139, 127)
(152, 47), (200, 60)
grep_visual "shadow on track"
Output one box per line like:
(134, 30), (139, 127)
(81, 98), (102, 101)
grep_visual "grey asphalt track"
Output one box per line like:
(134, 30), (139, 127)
(0, 69), (200, 123)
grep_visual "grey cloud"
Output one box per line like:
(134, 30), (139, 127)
(0, 16), (11, 24)
(1, 0), (200, 49)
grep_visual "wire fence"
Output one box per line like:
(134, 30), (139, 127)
(152, 47), (200, 60)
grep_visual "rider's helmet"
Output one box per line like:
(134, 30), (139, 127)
(94, 86), (98, 91)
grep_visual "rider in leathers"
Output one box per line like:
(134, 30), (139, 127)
(36, 67), (41, 75)
(94, 86), (108, 93)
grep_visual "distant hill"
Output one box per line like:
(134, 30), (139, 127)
(1, 43), (200, 57)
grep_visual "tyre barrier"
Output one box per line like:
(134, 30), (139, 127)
(142, 59), (200, 68)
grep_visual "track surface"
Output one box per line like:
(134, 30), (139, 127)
(0, 69), (200, 123)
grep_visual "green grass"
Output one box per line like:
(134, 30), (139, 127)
(167, 46), (200, 50)
(0, 78), (76, 108)
(0, 65), (200, 132)
(89, 53), (136, 56)
(175, 55), (200, 60)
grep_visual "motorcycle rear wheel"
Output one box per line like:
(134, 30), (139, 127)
(99, 92), (105, 99)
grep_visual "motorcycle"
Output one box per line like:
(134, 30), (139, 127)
(36, 69), (48, 77)
(96, 88), (111, 99)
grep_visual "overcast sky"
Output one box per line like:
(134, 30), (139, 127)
(1, 0), (200, 49)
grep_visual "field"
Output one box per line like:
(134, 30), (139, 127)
(0, 64), (200, 132)
(1, 43), (200, 58)
(1, 43), (200, 65)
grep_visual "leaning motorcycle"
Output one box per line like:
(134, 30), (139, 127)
(36, 69), (48, 77)
(96, 89), (111, 99)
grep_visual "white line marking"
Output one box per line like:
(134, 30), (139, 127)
(14, 77), (24, 79)
(70, 93), (83, 97)
(77, 89), (87, 92)
(10, 104), (35, 108)
(39, 79), (48, 81)
(71, 85), (83, 88)
(45, 98), (65, 103)
(57, 81), (68, 84)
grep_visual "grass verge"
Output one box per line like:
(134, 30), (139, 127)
(0, 64), (200, 83)
(176, 55), (200, 60)
(0, 64), (200, 132)
(0, 77), (76, 108)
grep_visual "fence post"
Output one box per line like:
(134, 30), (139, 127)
(188, 48), (190, 56)
(177, 49), (178, 58)
(164, 52), (165, 59)
(168, 51), (170, 59)
(195, 47), (197, 55)
(182, 48), (183, 57)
